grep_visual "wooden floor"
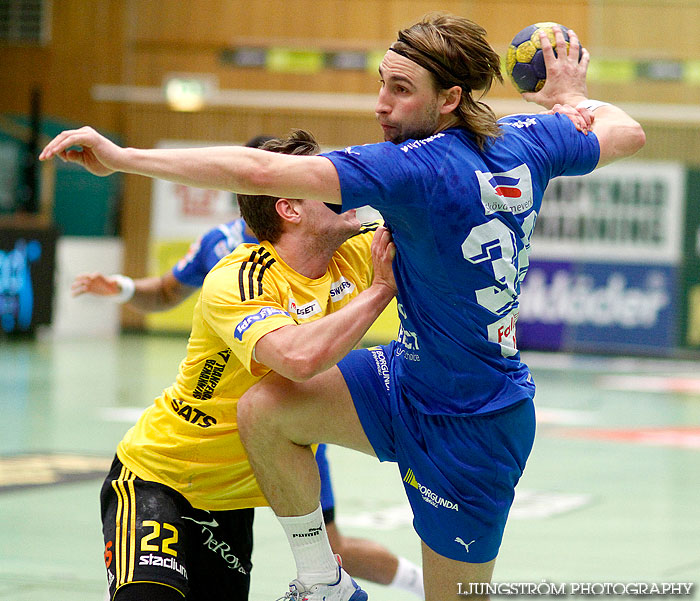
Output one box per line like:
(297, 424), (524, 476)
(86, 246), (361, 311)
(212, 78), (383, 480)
(1, 333), (699, 600)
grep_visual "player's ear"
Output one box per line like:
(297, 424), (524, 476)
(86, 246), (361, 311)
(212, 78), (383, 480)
(276, 198), (302, 225)
(439, 85), (462, 114)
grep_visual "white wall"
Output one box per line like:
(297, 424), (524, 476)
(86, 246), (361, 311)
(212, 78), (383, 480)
(50, 237), (124, 337)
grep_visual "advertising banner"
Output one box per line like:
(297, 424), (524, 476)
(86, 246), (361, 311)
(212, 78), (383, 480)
(519, 161), (685, 353)
(0, 225), (58, 335)
(518, 261), (678, 353)
(150, 140), (241, 241)
(146, 140), (242, 332)
(679, 168), (700, 348)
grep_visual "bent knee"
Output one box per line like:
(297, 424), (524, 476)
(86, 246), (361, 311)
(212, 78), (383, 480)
(238, 375), (305, 440)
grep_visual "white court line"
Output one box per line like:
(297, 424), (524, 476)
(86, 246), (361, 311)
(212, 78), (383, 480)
(337, 489), (592, 530)
(597, 374), (700, 394)
(99, 405), (593, 426)
(535, 407), (596, 426)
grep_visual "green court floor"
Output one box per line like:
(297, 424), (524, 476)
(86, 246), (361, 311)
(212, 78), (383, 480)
(1, 333), (699, 600)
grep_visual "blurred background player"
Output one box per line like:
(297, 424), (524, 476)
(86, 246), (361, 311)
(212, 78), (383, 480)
(71, 135), (424, 600)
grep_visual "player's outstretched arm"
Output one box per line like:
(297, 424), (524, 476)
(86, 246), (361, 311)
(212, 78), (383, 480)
(71, 271), (196, 312)
(39, 126), (342, 204)
(523, 25), (645, 167)
(254, 227), (396, 382)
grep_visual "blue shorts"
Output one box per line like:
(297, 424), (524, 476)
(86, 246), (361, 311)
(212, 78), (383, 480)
(338, 342), (536, 563)
(316, 444), (335, 521)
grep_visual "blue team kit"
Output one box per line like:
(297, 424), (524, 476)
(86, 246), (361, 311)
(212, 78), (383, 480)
(327, 114), (600, 560)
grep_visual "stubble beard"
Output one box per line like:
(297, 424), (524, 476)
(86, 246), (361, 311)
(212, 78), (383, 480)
(387, 98), (440, 144)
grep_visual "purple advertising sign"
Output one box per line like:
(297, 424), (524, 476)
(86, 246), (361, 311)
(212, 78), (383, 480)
(518, 261), (678, 353)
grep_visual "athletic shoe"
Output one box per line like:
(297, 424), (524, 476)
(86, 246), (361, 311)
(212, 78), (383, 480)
(276, 563), (368, 601)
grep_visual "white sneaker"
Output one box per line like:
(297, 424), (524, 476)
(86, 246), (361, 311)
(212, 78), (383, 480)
(277, 563), (368, 601)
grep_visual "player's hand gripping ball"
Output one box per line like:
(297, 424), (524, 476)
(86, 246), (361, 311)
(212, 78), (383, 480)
(506, 22), (583, 93)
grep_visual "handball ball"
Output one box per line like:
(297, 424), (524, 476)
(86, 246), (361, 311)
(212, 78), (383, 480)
(505, 22), (582, 93)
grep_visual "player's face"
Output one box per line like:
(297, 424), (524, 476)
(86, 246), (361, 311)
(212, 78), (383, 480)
(303, 200), (361, 247)
(375, 50), (441, 144)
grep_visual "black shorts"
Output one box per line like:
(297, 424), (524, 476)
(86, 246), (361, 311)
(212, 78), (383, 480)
(100, 456), (254, 601)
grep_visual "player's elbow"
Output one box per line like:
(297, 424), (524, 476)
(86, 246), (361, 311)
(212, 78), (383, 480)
(623, 120), (646, 156)
(597, 120), (646, 166)
(632, 122), (646, 153)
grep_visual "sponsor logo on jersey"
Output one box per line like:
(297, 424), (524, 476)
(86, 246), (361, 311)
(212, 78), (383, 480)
(400, 132), (446, 153)
(234, 307), (289, 340)
(175, 237), (202, 272)
(503, 116), (537, 129)
(182, 514), (219, 528)
(170, 399), (217, 428)
(213, 239), (230, 259)
(329, 276), (355, 302)
(403, 468), (459, 511)
(477, 164), (533, 215)
(487, 311), (519, 358)
(139, 553), (188, 579)
(289, 299), (322, 319)
(454, 536), (477, 552)
(192, 349), (231, 400)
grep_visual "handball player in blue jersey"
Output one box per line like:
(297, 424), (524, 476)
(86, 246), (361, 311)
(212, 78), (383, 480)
(42, 13), (645, 601)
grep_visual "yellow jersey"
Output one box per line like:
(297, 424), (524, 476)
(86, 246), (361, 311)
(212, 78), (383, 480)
(117, 223), (378, 510)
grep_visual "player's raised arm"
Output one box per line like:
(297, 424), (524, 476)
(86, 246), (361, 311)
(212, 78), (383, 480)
(71, 271), (197, 312)
(523, 25), (645, 167)
(39, 126), (342, 204)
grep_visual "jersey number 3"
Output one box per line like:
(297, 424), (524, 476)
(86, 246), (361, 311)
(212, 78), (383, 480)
(461, 213), (536, 357)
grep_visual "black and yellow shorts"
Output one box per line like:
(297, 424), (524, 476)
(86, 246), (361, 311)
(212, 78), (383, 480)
(100, 456), (254, 601)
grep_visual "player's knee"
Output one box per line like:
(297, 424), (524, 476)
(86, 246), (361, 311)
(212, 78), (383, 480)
(238, 378), (285, 441)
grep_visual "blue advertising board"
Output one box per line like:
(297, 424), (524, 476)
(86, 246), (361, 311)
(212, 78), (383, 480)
(519, 261), (678, 353)
(0, 225), (58, 335)
(518, 161), (684, 354)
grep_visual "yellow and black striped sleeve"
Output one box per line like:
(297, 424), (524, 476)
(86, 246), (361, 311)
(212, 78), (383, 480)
(201, 251), (295, 376)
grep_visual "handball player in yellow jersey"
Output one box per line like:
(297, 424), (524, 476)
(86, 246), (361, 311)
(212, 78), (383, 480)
(98, 130), (396, 601)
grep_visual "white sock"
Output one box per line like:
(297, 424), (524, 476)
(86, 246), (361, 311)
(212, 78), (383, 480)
(278, 504), (339, 586)
(390, 555), (425, 599)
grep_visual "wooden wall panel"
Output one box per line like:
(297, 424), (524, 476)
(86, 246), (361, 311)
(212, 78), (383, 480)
(0, 0), (126, 130)
(0, 47), (49, 114)
(470, 0), (589, 51)
(590, 0), (698, 58)
(125, 0), (593, 99)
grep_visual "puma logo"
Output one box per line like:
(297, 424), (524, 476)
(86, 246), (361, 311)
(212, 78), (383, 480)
(454, 537), (476, 552)
(182, 515), (219, 528)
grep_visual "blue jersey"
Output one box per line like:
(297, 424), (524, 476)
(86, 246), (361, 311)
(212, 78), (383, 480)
(172, 218), (257, 287)
(324, 114), (600, 415)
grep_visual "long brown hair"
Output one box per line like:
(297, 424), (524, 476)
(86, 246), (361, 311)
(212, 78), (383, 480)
(393, 13), (503, 149)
